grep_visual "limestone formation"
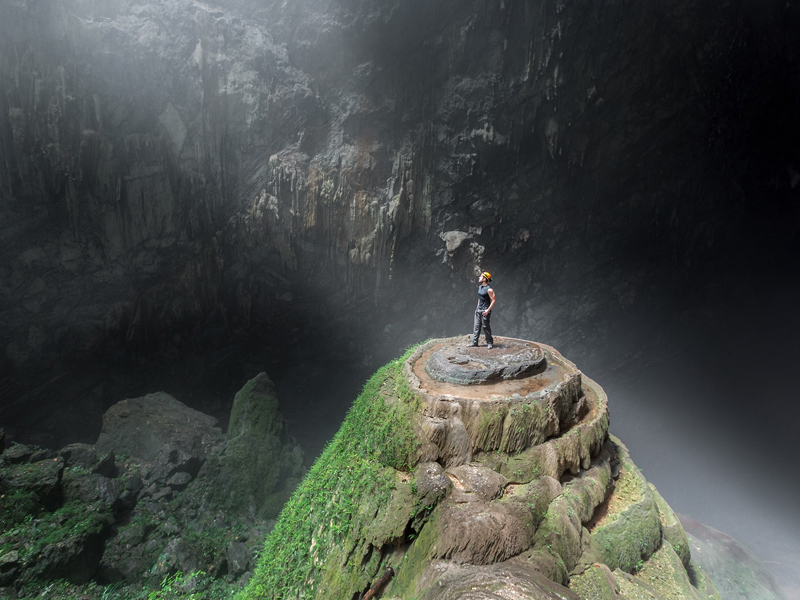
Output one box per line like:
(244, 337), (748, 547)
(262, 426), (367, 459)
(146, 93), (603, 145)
(243, 339), (725, 600)
(0, 375), (303, 591)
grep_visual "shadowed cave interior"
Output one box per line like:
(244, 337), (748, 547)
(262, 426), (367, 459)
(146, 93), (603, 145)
(1, 0), (799, 597)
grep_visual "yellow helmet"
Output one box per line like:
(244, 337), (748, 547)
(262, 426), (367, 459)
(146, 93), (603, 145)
(481, 271), (492, 282)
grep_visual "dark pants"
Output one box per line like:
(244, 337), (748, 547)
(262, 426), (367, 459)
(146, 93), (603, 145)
(472, 310), (493, 345)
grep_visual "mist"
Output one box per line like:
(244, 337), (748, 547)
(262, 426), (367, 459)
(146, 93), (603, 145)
(2, 0), (799, 596)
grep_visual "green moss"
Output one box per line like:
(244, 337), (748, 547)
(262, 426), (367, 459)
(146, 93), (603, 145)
(635, 542), (712, 600)
(3, 501), (113, 563)
(0, 488), (42, 529)
(15, 572), (241, 599)
(241, 347), (423, 600)
(531, 495), (583, 574)
(612, 569), (664, 600)
(472, 405), (508, 451)
(589, 438), (662, 573)
(649, 483), (691, 568)
(383, 507), (442, 597)
(569, 565), (616, 600)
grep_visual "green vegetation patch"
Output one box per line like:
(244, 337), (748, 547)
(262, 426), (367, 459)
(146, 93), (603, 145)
(2, 501), (113, 564)
(649, 483), (691, 568)
(635, 541), (712, 600)
(0, 488), (43, 530)
(589, 438), (662, 573)
(569, 565), (616, 600)
(15, 571), (241, 600)
(242, 348), (422, 600)
(500, 400), (551, 454)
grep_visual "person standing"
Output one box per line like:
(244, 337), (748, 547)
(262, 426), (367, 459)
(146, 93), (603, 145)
(471, 271), (496, 348)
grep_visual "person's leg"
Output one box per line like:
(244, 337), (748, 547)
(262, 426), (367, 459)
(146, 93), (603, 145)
(472, 310), (482, 345)
(482, 312), (493, 346)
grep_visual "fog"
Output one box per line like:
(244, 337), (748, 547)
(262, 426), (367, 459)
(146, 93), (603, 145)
(2, 0), (799, 595)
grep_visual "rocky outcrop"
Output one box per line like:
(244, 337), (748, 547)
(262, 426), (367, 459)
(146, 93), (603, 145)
(0, 373), (303, 592)
(194, 373), (304, 520)
(243, 339), (728, 600)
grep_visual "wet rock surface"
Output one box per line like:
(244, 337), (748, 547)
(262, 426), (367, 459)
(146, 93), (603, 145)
(425, 338), (546, 384)
(242, 338), (756, 600)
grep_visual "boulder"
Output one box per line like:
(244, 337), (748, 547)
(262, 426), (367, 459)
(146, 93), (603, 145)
(227, 542), (251, 579)
(166, 471), (193, 491)
(446, 463), (508, 503)
(1, 444), (32, 465)
(59, 443), (98, 470)
(416, 561), (581, 600)
(92, 451), (116, 478)
(0, 457), (64, 511)
(96, 392), (223, 465)
(7, 501), (114, 587)
(61, 471), (123, 507)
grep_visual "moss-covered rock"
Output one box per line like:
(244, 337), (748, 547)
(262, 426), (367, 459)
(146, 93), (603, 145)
(649, 483), (691, 568)
(588, 437), (662, 573)
(569, 564), (618, 600)
(613, 568), (665, 600)
(414, 561), (582, 600)
(0, 457), (64, 513)
(242, 350), (423, 600)
(4, 501), (114, 586)
(634, 541), (719, 600)
(241, 341), (724, 600)
(199, 373), (305, 520)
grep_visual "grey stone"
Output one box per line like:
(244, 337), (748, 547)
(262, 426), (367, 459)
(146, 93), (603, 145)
(446, 463), (508, 503)
(151, 487), (173, 502)
(59, 443), (98, 470)
(227, 541), (251, 579)
(425, 339), (546, 385)
(125, 475), (144, 493)
(0, 586), (17, 600)
(96, 393), (222, 464)
(166, 471), (193, 491)
(1, 445), (31, 465)
(0, 457), (64, 510)
(92, 451), (116, 477)
(62, 472), (123, 506)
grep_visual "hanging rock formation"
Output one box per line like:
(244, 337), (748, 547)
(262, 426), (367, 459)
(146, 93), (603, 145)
(2, 0), (797, 438)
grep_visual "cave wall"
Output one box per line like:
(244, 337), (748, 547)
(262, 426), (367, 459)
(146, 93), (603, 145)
(1, 0), (797, 436)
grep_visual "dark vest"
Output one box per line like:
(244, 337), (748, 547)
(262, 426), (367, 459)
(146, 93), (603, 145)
(477, 284), (492, 310)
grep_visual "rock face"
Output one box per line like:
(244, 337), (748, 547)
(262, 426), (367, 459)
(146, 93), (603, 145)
(0, 373), (303, 590)
(2, 0), (797, 443)
(244, 339), (726, 600)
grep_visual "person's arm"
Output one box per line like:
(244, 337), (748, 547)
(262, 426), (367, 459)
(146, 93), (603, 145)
(485, 288), (496, 314)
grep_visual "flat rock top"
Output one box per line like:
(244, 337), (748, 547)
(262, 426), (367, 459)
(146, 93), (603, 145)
(425, 338), (546, 385)
(410, 337), (574, 402)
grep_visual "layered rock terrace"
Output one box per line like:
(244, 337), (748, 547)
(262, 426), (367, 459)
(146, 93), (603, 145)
(246, 337), (720, 600)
